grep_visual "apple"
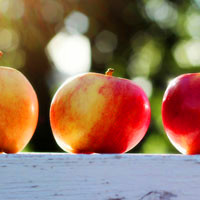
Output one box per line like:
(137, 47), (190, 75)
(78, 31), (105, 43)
(50, 69), (151, 153)
(162, 73), (200, 154)
(0, 52), (38, 153)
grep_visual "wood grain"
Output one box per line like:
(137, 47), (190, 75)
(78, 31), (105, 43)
(0, 154), (199, 200)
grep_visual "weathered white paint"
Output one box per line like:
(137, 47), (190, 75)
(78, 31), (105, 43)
(0, 153), (199, 200)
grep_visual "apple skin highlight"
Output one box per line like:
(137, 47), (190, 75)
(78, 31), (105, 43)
(50, 72), (151, 153)
(162, 73), (200, 154)
(0, 67), (38, 153)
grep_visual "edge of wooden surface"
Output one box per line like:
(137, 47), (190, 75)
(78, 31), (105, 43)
(0, 152), (198, 158)
(1, 152), (200, 162)
(0, 153), (200, 200)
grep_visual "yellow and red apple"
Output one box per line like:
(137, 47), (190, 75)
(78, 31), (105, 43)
(0, 61), (38, 153)
(50, 69), (151, 153)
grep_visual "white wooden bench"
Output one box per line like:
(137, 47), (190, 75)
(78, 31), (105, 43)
(0, 153), (198, 200)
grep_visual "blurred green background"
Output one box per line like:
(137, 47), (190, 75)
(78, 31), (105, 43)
(0, 0), (199, 154)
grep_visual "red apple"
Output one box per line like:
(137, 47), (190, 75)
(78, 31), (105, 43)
(162, 73), (200, 154)
(50, 69), (151, 153)
(0, 66), (38, 153)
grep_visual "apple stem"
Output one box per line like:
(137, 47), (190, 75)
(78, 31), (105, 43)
(0, 51), (3, 58)
(105, 68), (114, 76)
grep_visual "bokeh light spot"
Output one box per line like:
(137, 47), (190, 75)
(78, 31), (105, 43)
(95, 30), (118, 53)
(186, 12), (200, 38)
(145, 0), (178, 28)
(46, 32), (91, 76)
(173, 39), (200, 68)
(128, 36), (162, 77)
(132, 76), (153, 98)
(0, 29), (19, 51)
(65, 11), (89, 34)
(0, 0), (24, 19)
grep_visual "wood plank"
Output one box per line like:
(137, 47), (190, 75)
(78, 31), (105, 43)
(0, 153), (199, 200)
